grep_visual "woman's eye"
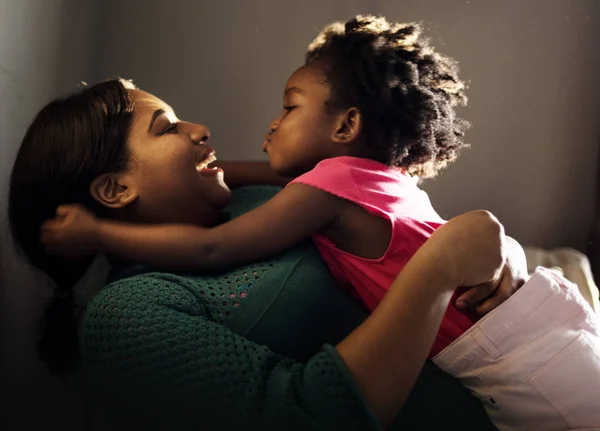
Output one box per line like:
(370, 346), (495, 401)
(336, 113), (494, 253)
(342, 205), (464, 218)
(161, 123), (178, 135)
(283, 105), (296, 113)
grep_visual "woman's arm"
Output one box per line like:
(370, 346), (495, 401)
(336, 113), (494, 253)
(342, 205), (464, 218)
(41, 184), (342, 271)
(337, 210), (506, 425)
(214, 161), (293, 188)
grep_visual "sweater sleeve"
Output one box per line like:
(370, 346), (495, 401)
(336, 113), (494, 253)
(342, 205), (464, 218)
(81, 274), (379, 431)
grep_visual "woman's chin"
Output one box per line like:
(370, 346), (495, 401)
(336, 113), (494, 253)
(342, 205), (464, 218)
(209, 180), (232, 209)
(195, 168), (230, 204)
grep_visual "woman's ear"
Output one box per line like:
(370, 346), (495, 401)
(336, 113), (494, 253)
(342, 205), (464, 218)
(90, 173), (138, 209)
(332, 107), (362, 145)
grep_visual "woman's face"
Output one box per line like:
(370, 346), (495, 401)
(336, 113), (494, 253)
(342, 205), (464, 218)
(122, 90), (231, 225)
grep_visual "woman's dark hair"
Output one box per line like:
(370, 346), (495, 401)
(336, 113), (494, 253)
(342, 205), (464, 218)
(306, 15), (470, 178)
(8, 78), (136, 374)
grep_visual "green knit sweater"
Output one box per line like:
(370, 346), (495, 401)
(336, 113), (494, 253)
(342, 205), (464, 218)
(81, 186), (495, 430)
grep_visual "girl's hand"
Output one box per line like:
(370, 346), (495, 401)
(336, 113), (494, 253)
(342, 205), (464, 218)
(40, 204), (101, 259)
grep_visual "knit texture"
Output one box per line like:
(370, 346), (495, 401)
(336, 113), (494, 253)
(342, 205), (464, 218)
(81, 186), (496, 430)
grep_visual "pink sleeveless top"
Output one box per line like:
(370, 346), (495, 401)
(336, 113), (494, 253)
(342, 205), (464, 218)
(290, 156), (477, 356)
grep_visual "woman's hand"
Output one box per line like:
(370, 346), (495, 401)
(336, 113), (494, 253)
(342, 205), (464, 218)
(425, 211), (528, 316)
(417, 210), (507, 289)
(40, 204), (100, 259)
(455, 236), (528, 316)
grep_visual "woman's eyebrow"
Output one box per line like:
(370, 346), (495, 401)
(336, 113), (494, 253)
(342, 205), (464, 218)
(148, 109), (166, 132)
(284, 87), (304, 96)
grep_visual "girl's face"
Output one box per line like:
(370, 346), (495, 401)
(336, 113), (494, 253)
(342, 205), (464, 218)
(263, 63), (345, 177)
(118, 90), (232, 226)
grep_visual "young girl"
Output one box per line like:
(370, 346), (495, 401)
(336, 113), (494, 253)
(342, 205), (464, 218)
(41, 16), (600, 430)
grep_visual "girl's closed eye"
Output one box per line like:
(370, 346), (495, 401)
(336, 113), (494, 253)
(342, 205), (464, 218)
(283, 105), (296, 113)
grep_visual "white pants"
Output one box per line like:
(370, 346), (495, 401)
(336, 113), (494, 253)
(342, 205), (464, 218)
(433, 268), (600, 431)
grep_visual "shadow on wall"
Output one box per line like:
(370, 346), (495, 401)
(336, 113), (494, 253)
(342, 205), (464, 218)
(0, 0), (109, 429)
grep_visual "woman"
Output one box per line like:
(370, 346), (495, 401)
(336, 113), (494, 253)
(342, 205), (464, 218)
(9, 79), (522, 430)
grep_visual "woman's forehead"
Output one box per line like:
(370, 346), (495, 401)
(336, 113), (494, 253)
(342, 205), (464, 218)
(131, 89), (172, 116)
(129, 89), (176, 133)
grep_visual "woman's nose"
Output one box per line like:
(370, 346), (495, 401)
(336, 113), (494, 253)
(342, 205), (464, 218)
(188, 123), (211, 145)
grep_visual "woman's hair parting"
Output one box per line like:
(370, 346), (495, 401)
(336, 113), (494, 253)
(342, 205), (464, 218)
(306, 15), (470, 178)
(8, 78), (136, 374)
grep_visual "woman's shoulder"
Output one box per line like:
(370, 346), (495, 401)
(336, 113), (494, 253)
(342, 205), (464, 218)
(85, 238), (360, 361)
(85, 272), (208, 321)
(86, 238), (335, 330)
